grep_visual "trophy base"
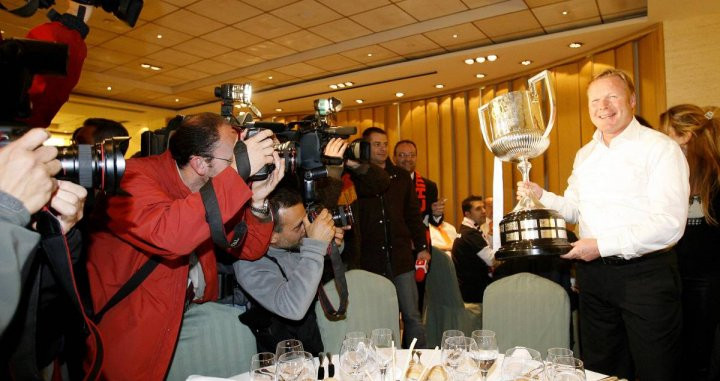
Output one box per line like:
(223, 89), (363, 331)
(496, 208), (572, 260)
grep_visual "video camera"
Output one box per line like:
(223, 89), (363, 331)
(0, 38), (126, 194)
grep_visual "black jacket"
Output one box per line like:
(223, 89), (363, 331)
(348, 160), (428, 278)
(451, 224), (492, 303)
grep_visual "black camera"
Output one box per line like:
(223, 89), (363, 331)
(56, 138), (126, 194)
(307, 204), (354, 228)
(345, 138), (370, 162)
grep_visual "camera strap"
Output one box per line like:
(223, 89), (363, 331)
(316, 241), (349, 320)
(233, 140), (252, 182)
(199, 181), (248, 249)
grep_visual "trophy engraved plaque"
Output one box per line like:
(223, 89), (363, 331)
(479, 70), (572, 259)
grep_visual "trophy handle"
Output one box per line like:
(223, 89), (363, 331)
(528, 70), (556, 139)
(478, 102), (494, 151)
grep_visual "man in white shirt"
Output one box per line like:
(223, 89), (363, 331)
(451, 195), (494, 303)
(519, 69), (689, 381)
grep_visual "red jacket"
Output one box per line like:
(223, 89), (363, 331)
(86, 151), (272, 380)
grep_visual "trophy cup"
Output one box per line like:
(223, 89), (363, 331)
(479, 70), (572, 259)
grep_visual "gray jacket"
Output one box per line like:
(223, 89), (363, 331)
(233, 238), (327, 321)
(0, 191), (40, 335)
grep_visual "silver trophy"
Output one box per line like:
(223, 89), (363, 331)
(479, 70), (571, 259)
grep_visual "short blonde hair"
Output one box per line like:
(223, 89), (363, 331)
(588, 69), (636, 96)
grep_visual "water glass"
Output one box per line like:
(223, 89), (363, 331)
(371, 328), (395, 381)
(551, 356), (585, 381)
(500, 347), (543, 381)
(340, 337), (374, 381)
(441, 329), (465, 348)
(276, 351), (315, 381)
(250, 352), (275, 381)
(346, 331), (368, 340)
(275, 339), (303, 360)
(470, 330), (498, 381)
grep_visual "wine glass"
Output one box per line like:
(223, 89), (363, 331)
(340, 337), (373, 381)
(371, 328), (395, 381)
(454, 337), (479, 381)
(250, 352), (275, 381)
(470, 330), (498, 381)
(544, 348), (573, 380)
(276, 351), (315, 381)
(442, 329), (465, 347)
(551, 356), (585, 381)
(500, 347), (543, 381)
(275, 339), (303, 361)
(442, 335), (473, 381)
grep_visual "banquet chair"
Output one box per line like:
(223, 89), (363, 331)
(423, 246), (483, 348)
(166, 302), (258, 380)
(482, 272), (570, 355)
(315, 269), (400, 354)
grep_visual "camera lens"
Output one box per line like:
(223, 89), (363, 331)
(275, 141), (298, 174)
(307, 204), (354, 228)
(56, 138), (126, 194)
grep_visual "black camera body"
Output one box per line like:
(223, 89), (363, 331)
(307, 203), (354, 228)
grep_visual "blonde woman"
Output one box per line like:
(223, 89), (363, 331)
(661, 104), (720, 380)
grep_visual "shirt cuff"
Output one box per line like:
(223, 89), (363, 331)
(0, 191), (31, 226)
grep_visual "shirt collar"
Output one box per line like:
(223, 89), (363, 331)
(593, 117), (642, 146)
(462, 217), (479, 230)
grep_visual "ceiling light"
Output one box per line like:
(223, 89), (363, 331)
(156, 34), (163, 39)
(464, 58), (474, 65)
(395, 92), (404, 98)
(275, 108), (283, 112)
(476, 73), (486, 79)
(367, 53), (373, 57)
(344, 81), (354, 86)
(140, 63), (151, 68)
(355, 99), (364, 104)
(475, 56), (486, 63)
(435, 84), (444, 89)
(452, 34), (458, 38)
(569, 42), (583, 48)
(0, 30), (4, 34)
(175, 98), (180, 102)
(267, 76), (273, 80)
(521, 60), (532, 66)
(150, 65), (161, 71)
(487, 54), (498, 61)
(329, 84), (338, 89)
(337, 83), (346, 88)
(562, 10), (568, 15)
(106, 86), (112, 91)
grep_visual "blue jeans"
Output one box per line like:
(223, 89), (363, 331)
(394, 271), (427, 349)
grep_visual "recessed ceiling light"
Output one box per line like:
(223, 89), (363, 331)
(268, 76), (273, 79)
(476, 73), (486, 79)
(464, 58), (474, 65)
(275, 108), (283, 112)
(475, 56), (486, 63)
(156, 34), (163, 39)
(435, 84), (444, 89)
(521, 60), (532, 66)
(395, 92), (404, 98)
(141, 63), (151, 68)
(329, 84), (338, 89)
(367, 53), (373, 57)
(175, 98), (180, 102)
(568, 42), (583, 48)
(562, 10), (568, 15)
(355, 99), (364, 104)
(344, 81), (354, 86)
(0, 30), (4, 34)
(452, 34), (458, 38)
(337, 83), (346, 88)
(487, 54), (498, 61)
(106, 86), (112, 91)
(150, 65), (161, 71)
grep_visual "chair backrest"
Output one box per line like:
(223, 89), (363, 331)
(315, 270), (400, 354)
(425, 247), (466, 309)
(482, 272), (570, 355)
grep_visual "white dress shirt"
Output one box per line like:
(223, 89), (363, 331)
(540, 118), (690, 259)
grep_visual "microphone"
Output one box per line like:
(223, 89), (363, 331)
(415, 259), (428, 282)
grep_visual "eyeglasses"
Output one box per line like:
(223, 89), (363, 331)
(207, 155), (233, 165)
(397, 153), (417, 159)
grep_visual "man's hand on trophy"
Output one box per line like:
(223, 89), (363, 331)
(560, 238), (600, 262)
(516, 181), (543, 200)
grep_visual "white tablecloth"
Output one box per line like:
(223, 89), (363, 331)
(225, 349), (608, 381)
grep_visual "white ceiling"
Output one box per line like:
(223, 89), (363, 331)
(1, 0), (651, 121)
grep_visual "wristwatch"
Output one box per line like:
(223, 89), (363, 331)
(250, 199), (269, 216)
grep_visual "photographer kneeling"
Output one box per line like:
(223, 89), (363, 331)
(85, 112), (283, 381)
(234, 187), (343, 356)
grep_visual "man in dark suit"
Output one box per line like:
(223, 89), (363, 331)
(452, 195), (493, 303)
(393, 140), (445, 310)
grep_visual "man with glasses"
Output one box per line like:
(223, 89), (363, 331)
(344, 127), (429, 348)
(86, 113), (285, 380)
